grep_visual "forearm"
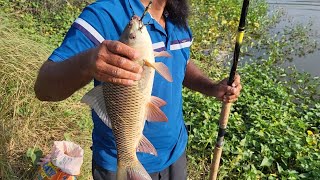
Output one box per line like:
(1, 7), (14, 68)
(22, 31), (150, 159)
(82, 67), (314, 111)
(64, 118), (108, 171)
(182, 61), (218, 97)
(34, 48), (97, 101)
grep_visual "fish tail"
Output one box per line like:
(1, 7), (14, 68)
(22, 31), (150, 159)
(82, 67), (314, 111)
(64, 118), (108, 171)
(117, 160), (151, 180)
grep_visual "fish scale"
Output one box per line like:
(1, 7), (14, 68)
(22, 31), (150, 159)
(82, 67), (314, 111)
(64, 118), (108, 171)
(103, 83), (147, 162)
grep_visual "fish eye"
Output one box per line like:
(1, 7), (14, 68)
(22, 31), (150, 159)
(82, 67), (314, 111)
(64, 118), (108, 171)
(129, 33), (136, 39)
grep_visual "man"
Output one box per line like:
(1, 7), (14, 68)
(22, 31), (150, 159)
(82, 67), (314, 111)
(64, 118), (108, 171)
(34, 0), (242, 179)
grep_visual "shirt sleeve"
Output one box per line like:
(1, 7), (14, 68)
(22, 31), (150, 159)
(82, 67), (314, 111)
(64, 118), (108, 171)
(186, 26), (193, 64)
(48, 4), (110, 62)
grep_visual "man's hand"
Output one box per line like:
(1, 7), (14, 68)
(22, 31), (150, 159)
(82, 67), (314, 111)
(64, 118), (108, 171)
(183, 61), (242, 103)
(89, 40), (143, 86)
(34, 40), (143, 101)
(213, 74), (242, 103)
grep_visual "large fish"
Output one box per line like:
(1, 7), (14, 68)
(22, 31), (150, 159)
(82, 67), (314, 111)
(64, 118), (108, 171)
(81, 13), (172, 180)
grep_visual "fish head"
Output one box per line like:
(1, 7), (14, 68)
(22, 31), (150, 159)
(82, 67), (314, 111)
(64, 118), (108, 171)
(119, 15), (148, 46)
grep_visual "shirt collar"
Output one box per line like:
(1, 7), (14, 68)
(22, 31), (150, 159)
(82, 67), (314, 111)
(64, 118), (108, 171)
(128, 0), (153, 25)
(128, 0), (168, 35)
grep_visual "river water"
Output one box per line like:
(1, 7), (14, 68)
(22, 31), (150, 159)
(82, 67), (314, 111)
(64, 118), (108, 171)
(267, 0), (320, 77)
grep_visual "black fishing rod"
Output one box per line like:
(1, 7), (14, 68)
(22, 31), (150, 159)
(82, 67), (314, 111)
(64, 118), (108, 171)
(209, 0), (250, 180)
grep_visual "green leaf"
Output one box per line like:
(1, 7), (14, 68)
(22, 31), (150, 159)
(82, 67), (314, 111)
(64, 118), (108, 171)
(277, 162), (284, 173)
(299, 173), (308, 178)
(26, 147), (43, 165)
(260, 156), (273, 167)
(64, 132), (72, 141)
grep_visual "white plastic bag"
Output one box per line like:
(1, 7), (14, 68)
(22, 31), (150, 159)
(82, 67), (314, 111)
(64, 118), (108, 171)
(50, 141), (84, 175)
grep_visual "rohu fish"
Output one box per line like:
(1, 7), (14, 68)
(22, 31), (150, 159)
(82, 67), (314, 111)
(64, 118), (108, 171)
(81, 2), (173, 179)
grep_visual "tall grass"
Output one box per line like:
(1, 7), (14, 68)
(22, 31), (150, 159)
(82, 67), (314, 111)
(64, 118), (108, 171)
(0, 14), (93, 179)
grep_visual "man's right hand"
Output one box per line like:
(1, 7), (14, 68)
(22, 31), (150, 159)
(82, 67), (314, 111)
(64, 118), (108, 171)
(89, 40), (143, 86)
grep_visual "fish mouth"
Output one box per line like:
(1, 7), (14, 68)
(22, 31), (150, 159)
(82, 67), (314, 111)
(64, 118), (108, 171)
(129, 15), (143, 30)
(129, 0), (152, 30)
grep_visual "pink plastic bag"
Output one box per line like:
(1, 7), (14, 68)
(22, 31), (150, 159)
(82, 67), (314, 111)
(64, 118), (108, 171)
(36, 141), (84, 179)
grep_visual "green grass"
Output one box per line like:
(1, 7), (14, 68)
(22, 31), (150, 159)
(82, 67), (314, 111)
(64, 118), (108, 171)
(0, 13), (93, 179)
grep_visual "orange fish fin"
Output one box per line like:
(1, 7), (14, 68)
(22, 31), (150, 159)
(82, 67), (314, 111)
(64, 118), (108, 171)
(81, 85), (112, 129)
(136, 135), (158, 156)
(151, 96), (166, 107)
(154, 51), (171, 57)
(144, 60), (173, 82)
(145, 102), (168, 122)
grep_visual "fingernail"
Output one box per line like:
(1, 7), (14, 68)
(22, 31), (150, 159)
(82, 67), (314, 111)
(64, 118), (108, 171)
(232, 83), (236, 87)
(138, 67), (143, 73)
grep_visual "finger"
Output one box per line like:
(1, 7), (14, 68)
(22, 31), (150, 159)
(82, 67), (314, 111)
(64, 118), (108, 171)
(216, 96), (238, 103)
(224, 94), (238, 101)
(106, 54), (143, 73)
(105, 40), (140, 60)
(224, 85), (235, 95)
(226, 85), (243, 96)
(232, 74), (241, 87)
(105, 76), (136, 86)
(96, 63), (141, 81)
(223, 98), (238, 103)
(95, 72), (136, 86)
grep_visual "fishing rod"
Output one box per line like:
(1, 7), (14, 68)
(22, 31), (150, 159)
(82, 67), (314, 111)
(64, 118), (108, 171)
(209, 0), (250, 180)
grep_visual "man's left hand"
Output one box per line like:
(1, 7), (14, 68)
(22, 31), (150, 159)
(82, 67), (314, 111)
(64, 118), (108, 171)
(214, 74), (242, 103)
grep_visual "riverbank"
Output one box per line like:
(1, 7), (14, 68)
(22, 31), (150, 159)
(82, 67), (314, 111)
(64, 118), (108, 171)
(0, 0), (319, 179)
(267, 0), (320, 77)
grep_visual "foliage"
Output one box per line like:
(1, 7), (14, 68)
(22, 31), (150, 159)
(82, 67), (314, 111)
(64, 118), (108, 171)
(186, 0), (320, 179)
(189, 0), (278, 76)
(184, 62), (320, 179)
(1, 0), (93, 47)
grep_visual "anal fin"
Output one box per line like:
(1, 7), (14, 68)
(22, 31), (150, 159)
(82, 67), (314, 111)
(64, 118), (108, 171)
(136, 135), (158, 156)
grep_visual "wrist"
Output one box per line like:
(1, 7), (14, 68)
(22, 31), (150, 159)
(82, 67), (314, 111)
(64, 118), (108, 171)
(80, 47), (98, 79)
(207, 82), (219, 97)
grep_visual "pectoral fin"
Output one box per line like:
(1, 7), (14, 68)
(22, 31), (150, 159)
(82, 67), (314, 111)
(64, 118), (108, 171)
(144, 60), (173, 82)
(81, 85), (112, 128)
(154, 51), (171, 57)
(136, 135), (157, 156)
